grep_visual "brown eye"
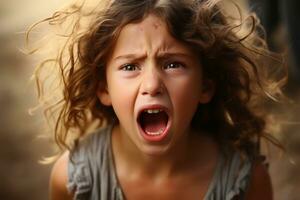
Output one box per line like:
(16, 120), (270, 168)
(164, 62), (184, 69)
(121, 64), (139, 71)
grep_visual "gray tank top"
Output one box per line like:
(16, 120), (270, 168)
(67, 126), (253, 200)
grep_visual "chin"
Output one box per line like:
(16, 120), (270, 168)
(139, 144), (171, 157)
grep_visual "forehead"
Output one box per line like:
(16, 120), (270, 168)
(109, 14), (196, 59)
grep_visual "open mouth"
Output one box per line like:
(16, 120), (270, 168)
(137, 108), (170, 141)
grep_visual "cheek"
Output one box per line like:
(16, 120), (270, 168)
(173, 83), (201, 111)
(169, 74), (202, 104)
(170, 78), (201, 107)
(107, 76), (136, 118)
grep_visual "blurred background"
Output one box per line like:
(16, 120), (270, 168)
(0, 0), (64, 199)
(0, 0), (299, 199)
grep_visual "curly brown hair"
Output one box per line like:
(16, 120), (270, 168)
(28, 0), (286, 157)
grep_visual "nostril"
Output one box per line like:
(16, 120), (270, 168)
(141, 83), (164, 96)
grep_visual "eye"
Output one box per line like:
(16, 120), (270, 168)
(120, 63), (139, 71)
(164, 62), (184, 70)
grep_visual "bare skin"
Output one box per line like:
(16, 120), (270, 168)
(110, 125), (219, 200)
(49, 152), (72, 200)
(49, 144), (273, 200)
(49, 129), (220, 200)
(245, 161), (273, 200)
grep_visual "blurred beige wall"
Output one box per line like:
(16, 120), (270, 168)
(0, 1), (68, 199)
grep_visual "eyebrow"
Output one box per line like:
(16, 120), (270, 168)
(113, 52), (194, 61)
(113, 54), (144, 61)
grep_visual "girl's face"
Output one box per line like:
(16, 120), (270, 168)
(98, 14), (214, 156)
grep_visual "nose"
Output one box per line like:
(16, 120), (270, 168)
(140, 67), (164, 96)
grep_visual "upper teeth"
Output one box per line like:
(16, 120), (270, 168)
(144, 109), (162, 114)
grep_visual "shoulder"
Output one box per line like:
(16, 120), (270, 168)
(244, 160), (273, 200)
(67, 126), (111, 162)
(76, 126), (112, 154)
(49, 126), (112, 200)
(49, 151), (73, 200)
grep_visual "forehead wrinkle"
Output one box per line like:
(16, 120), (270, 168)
(137, 15), (169, 57)
(112, 40), (193, 62)
(154, 39), (194, 57)
(110, 14), (193, 62)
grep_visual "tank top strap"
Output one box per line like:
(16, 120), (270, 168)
(204, 151), (253, 200)
(67, 125), (123, 200)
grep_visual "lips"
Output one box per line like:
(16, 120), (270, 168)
(137, 105), (171, 142)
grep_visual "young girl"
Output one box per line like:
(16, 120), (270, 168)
(30, 0), (286, 199)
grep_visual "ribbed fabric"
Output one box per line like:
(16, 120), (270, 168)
(204, 150), (252, 200)
(67, 126), (253, 200)
(67, 125), (123, 200)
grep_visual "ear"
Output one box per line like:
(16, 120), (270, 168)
(199, 79), (215, 104)
(96, 83), (112, 106)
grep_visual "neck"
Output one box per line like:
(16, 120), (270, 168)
(111, 125), (217, 180)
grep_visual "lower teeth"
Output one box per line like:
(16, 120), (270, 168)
(145, 128), (164, 136)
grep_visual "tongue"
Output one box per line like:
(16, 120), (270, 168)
(141, 112), (168, 133)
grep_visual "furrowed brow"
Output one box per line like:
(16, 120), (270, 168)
(113, 54), (146, 61)
(112, 52), (193, 62)
(157, 52), (193, 59)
